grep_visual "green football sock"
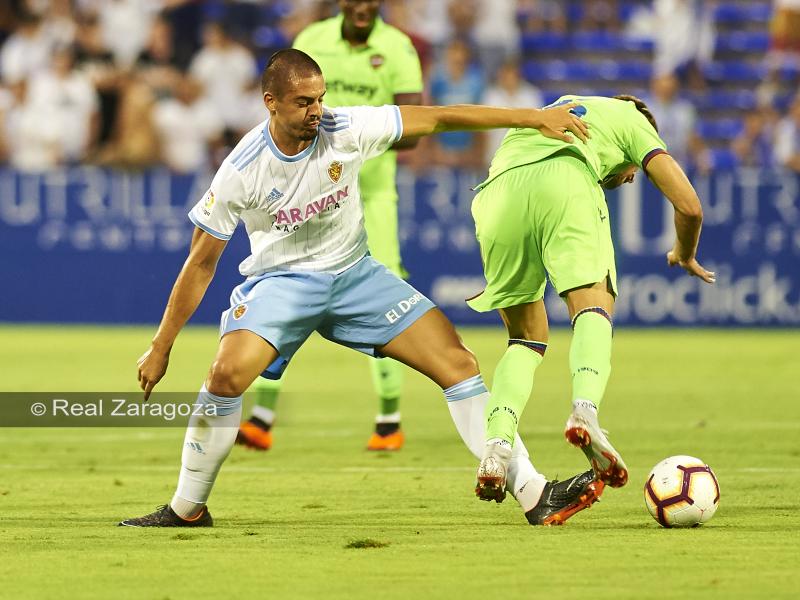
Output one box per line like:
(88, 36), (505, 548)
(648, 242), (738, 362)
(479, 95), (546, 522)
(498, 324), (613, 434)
(251, 376), (281, 412)
(485, 342), (547, 445)
(569, 310), (613, 407)
(369, 358), (403, 417)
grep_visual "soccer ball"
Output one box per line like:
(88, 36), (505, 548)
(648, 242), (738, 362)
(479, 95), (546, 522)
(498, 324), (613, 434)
(644, 455), (720, 528)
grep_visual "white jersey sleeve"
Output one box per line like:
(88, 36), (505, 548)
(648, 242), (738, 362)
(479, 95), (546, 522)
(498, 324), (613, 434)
(332, 105), (403, 161)
(188, 160), (250, 240)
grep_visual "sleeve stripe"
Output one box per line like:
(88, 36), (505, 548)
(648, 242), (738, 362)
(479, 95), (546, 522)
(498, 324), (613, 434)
(642, 148), (668, 169)
(188, 212), (232, 241)
(391, 105), (403, 144)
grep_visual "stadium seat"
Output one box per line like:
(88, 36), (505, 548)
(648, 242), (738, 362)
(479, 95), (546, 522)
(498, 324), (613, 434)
(696, 119), (745, 141)
(708, 148), (740, 171)
(714, 3), (772, 24)
(691, 90), (758, 112)
(703, 61), (766, 83)
(572, 31), (619, 53)
(716, 32), (770, 53)
(520, 32), (570, 53)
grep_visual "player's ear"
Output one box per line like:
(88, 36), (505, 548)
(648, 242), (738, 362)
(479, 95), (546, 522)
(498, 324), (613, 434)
(263, 91), (277, 113)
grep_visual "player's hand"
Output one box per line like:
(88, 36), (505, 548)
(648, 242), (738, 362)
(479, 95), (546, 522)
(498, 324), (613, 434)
(667, 250), (716, 284)
(535, 103), (590, 144)
(137, 346), (170, 401)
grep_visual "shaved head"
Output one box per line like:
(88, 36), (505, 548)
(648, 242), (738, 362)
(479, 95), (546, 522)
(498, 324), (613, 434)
(261, 49), (323, 98)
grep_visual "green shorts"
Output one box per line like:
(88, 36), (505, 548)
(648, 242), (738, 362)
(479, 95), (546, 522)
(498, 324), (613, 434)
(363, 193), (407, 279)
(468, 152), (617, 312)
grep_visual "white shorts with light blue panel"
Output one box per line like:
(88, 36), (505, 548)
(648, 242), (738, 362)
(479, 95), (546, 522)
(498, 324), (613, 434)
(220, 256), (436, 379)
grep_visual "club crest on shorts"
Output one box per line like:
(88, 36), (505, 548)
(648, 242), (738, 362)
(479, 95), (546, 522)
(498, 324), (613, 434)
(327, 160), (343, 183)
(232, 304), (247, 320)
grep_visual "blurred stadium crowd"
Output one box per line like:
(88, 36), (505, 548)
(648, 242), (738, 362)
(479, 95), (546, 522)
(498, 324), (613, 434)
(0, 0), (798, 175)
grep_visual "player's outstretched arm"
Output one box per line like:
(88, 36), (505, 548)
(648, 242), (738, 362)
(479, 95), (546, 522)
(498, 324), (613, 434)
(645, 153), (715, 284)
(137, 228), (227, 399)
(398, 103), (589, 144)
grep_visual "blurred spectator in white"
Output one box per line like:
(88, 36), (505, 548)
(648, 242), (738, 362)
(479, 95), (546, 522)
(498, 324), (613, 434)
(405, 0), (451, 48)
(473, 0), (520, 77)
(645, 73), (707, 171)
(0, 11), (55, 84)
(481, 58), (543, 165)
(774, 93), (800, 172)
(429, 38), (485, 169)
(5, 46), (98, 171)
(652, 0), (716, 86)
(189, 21), (257, 132)
(519, 0), (567, 34)
(98, 0), (159, 67)
(732, 106), (778, 169)
(153, 75), (223, 173)
(578, 0), (620, 32)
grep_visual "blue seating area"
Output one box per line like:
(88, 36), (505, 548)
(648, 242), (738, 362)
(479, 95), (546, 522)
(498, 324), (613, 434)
(517, 0), (780, 165)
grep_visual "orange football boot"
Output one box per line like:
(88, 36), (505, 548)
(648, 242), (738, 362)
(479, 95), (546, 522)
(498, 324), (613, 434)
(236, 420), (273, 450)
(366, 429), (404, 451)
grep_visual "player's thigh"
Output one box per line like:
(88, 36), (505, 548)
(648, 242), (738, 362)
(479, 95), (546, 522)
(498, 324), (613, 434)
(563, 280), (615, 321)
(214, 273), (329, 395)
(377, 308), (479, 389)
(498, 299), (549, 342)
(321, 257), (473, 389)
(468, 168), (547, 313)
(362, 194), (404, 276)
(206, 329), (279, 397)
(537, 155), (618, 298)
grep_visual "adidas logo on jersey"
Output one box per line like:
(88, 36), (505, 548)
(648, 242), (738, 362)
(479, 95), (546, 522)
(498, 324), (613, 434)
(265, 187), (284, 204)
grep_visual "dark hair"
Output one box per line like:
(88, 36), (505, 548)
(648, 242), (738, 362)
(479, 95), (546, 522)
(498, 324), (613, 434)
(261, 49), (323, 97)
(614, 94), (659, 132)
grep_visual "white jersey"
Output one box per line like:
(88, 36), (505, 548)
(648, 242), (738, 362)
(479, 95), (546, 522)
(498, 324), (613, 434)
(189, 104), (403, 275)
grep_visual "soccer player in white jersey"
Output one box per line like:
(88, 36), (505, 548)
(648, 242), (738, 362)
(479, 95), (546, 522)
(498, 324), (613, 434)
(120, 49), (602, 528)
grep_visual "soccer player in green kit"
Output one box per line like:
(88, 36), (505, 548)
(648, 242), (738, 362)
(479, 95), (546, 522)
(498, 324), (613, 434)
(470, 95), (717, 503)
(238, 0), (423, 451)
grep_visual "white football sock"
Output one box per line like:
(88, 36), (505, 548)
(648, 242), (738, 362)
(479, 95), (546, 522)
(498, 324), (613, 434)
(444, 375), (545, 512)
(170, 385), (241, 519)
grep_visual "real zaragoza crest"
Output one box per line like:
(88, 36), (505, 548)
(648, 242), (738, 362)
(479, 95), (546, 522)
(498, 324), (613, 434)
(327, 161), (343, 183)
(232, 304), (247, 320)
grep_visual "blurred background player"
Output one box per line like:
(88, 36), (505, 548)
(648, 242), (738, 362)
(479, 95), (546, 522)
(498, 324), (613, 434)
(468, 95), (716, 500)
(237, 0), (424, 452)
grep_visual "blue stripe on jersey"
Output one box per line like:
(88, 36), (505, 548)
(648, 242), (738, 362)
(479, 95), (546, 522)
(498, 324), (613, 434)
(322, 110), (348, 121)
(320, 123), (349, 132)
(263, 125), (318, 162)
(390, 105), (403, 143)
(189, 212), (232, 241)
(233, 140), (266, 170)
(229, 135), (262, 165)
(443, 375), (488, 402)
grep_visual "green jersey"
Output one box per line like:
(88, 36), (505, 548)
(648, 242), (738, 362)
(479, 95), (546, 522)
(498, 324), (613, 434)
(294, 15), (423, 199)
(478, 96), (668, 189)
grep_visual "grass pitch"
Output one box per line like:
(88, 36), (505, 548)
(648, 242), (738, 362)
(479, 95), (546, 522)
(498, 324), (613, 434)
(0, 325), (798, 599)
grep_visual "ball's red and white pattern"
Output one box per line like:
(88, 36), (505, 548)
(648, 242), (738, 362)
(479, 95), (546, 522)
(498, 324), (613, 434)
(644, 455), (720, 528)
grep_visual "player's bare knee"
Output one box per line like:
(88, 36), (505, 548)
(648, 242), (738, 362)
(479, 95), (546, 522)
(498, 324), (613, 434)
(206, 359), (245, 397)
(448, 345), (480, 381)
